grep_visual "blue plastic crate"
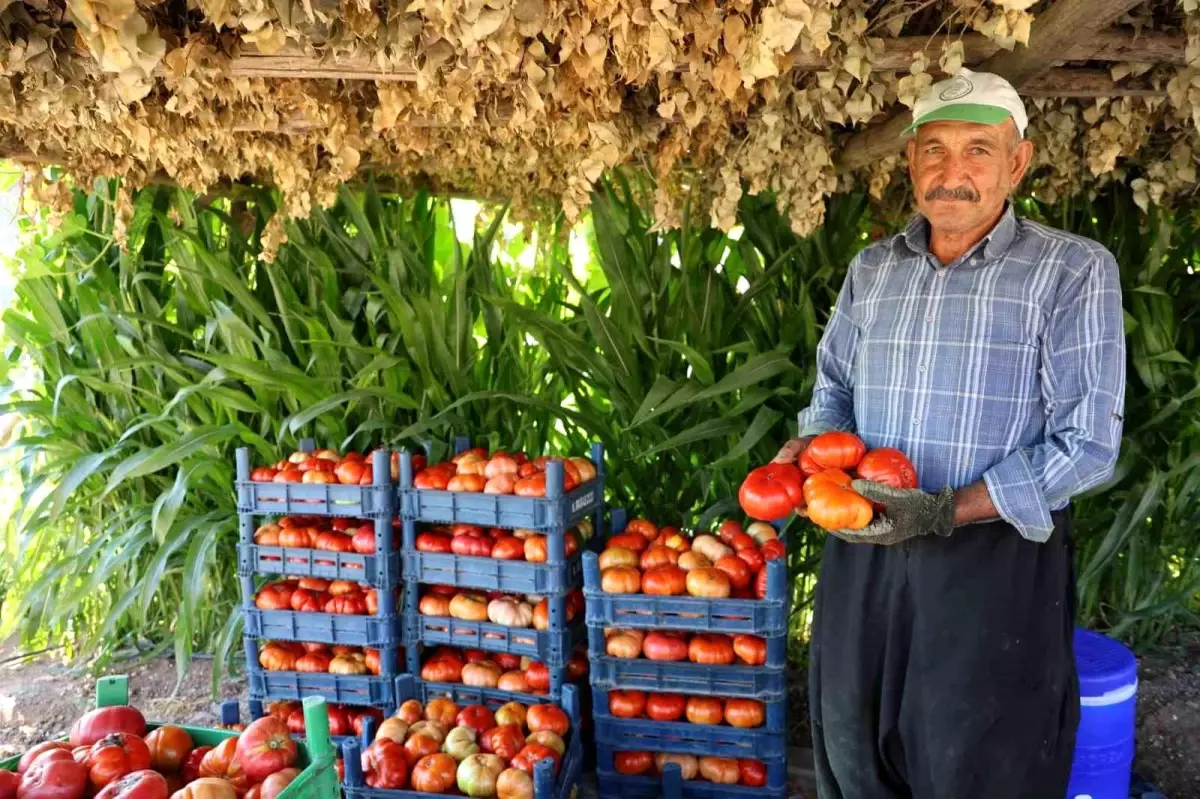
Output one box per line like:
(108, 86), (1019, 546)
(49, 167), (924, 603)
(248, 668), (396, 709)
(405, 614), (585, 664)
(244, 608), (399, 648)
(402, 549), (582, 594)
(594, 747), (787, 799)
(235, 446), (394, 518)
(397, 441), (605, 531)
(591, 688), (785, 760)
(583, 554), (788, 637)
(240, 543), (400, 585)
(589, 655), (786, 701)
(344, 677), (583, 799)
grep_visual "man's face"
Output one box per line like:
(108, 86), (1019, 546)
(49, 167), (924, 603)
(906, 118), (1034, 238)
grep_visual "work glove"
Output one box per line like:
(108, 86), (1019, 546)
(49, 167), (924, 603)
(826, 480), (955, 546)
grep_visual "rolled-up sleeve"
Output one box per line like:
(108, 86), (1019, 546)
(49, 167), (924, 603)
(799, 263), (859, 437)
(983, 246), (1126, 541)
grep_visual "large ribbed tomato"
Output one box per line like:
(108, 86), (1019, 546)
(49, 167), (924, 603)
(803, 469), (872, 531)
(93, 770), (169, 799)
(87, 733), (151, 789)
(363, 739), (409, 789)
(70, 707), (146, 747)
(804, 432), (867, 471)
(143, 725), (192, 773)
(738, 463), (805, 521)
(236, 716), (298, 781)
(856, 447), (918, 489)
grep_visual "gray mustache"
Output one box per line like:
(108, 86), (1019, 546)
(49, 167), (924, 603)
(925, 186), (979, 202)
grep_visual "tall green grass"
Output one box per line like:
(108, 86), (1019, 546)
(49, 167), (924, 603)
(0, 173), (1195, 692)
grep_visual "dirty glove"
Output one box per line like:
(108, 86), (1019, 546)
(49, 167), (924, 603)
(827, 480), (956, 546)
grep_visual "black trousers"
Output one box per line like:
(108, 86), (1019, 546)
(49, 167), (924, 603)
(808, 511), (1079, 799)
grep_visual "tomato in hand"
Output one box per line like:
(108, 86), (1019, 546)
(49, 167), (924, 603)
(803, 469), (873, 531)
(236, 716), (298, 780)
(93, 770), (169, 799)
(856, 447), (918, 489)
(87, 733), (152, 789)
(738, 463), (805, 521)
(804, 431), (867, 471)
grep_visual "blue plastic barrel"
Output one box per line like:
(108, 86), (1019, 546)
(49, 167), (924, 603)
(1067, 627), (1138, 799)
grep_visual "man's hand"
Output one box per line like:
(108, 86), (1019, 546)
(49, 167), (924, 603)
(826, 480), (955, 546)
(772, 436), (813, 464)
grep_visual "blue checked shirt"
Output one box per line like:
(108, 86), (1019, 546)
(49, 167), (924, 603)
(798, 203), (1125, 542)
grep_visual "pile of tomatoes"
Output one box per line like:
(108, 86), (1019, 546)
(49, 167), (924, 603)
(254, 516), (395, 559)
(417, 585), (584, 631)
(253, 578), (392, 617)
(610, 752), (769, 787)
(606, 690), (766, 729)
(602, 628), (767, 667)
(3, 707), (303, 799)
(597, 518), (784, 600)
(738, 431), (918, 530)
(412, 447), (597, 497)
(262, 701), (383, 740)
(355, 695), (571, 796)
(413, 522), (591, 562)
(418, 646), (588, 694)
(249, 448), (406, 486)
(258, 642), (388, 677)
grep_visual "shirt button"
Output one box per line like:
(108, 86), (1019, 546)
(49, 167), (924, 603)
(911, 416), (920, 425)
(937, 271), (947, 279)
(918, 364), (927, 373)
(925, 314), (934, 322)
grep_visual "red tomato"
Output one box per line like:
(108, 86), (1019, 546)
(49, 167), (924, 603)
(855, 447), (918, 489)
(714, 555), (752, 591)
(87, 733), (152, 789)
(450, 533), (493, 557)
(362, 740), (409, 789)
(805, 432), (867, 471)
(415, 533), (453, 553)
(93, 770), (169, 799)
(717, 520), (744, 545)
(489, 536), (525, 560)
(16, 755), (87, 799)
(479, 726), (525, 760)
(525, 662), (550, 692)
(526, 705), (569, 736)
(143, 726), (192, 773)
(613, 751), (652, 775)
(760, 539), (785, 561)
(198, 738), (251, 794)
(180, 747), (211, 783)
(168, 777), (237, 799)
(642, 632), (688, 662)
(69, 707), (146, 747)
(755, 567), (769, 599)
(409, 754), (457, 793)
(260, 768), (301, 799)
(456, 706), (496, 735)
(235, 716), (298, 781)
(351, 526), (376, 555)
(738, 463), (805, 521)
(17, 742), (73, 775)
(0, 771), (15, 799)
(511, 744), (560, 776)
(645, 693), (686, 721)
(738, 759), (767, 787)
(736, 546), (765, 574)
(608, 690), (646, 718)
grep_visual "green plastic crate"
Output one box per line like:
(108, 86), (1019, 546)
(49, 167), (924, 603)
(0, 675), (341, 799)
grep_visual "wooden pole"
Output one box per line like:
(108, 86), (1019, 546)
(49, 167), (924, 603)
(836, 0), (1155, 170)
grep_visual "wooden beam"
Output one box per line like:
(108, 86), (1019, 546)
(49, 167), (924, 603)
(836, 0), (1154, 170)
(1023, 68), (1164, 98)
(166, 28), (1182, 85)
(789, 28), (1184, 71)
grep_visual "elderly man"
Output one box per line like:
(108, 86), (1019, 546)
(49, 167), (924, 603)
(777, 68), (1126, 798)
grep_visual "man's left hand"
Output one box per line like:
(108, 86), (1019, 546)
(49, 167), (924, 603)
(827, 481), (956, 545)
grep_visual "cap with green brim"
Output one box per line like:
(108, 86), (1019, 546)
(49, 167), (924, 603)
(902, 67), (1028, 139)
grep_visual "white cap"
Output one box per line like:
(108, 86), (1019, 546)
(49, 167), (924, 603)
(902, 67), (1028, 138)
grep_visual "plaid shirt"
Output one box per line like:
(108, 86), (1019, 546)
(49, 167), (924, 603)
(799, 203), (1125, 542)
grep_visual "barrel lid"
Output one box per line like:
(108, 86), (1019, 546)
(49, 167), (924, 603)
(1074, 627), (1137, 698)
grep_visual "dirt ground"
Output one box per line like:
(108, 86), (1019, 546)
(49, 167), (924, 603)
(0, 636), (1195, 797)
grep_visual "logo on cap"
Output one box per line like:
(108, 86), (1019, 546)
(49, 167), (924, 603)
(938, 76), (973, 101)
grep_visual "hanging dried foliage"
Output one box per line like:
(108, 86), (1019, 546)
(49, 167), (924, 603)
(1, 0), (1197, 253)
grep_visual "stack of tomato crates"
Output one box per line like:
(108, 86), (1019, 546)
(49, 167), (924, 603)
(235, 440), (404, 748)
(583, 512), (790, 799)
(383, 436), (605, 789)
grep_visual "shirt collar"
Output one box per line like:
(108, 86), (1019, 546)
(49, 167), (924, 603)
(900, 201), (1019, 264)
